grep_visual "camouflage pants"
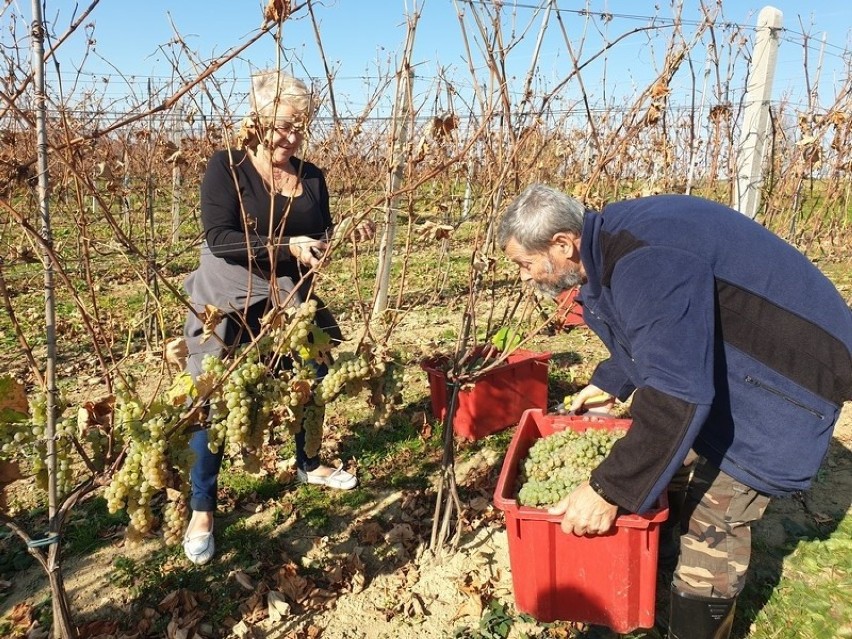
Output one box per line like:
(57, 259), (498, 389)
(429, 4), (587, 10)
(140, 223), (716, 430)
(671, 456), (771, 598)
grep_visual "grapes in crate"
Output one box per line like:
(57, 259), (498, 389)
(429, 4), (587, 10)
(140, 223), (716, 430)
(517, 426), (626, 507)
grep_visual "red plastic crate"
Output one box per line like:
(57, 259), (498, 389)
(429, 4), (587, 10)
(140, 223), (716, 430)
(555, 287), (584, 328)
(421, 349), (550, 441)
(494, 409), (669, 633)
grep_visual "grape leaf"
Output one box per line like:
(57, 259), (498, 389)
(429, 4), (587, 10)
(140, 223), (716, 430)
(491, 327), (522, 351)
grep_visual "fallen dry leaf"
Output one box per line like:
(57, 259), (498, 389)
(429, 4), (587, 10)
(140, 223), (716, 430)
(355, 519), (384, 545)
(77, 619), (120, 639)
(9, 602), (33, 625)
(267, 591), (291, 622)
(158, 588), (199, 614)
(385, 523), (415, 545)
(239, 589), (268, 624)
(469, 496), (490, 512)
(411, 411), (432, 439)
(275, 562), (313, 603)
(231, 569), (255, 591)
(303, 586), (337, 610)
(452, 593), (484, 621)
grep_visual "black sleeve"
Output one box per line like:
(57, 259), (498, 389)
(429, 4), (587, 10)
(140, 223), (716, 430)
(590, 387), (708, 513)
(200, 151), (277, 265)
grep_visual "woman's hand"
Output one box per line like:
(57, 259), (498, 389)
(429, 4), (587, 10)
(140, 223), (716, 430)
(352, 220), (376, 243)
(568, 384), (615, 415)
(290, 236), (327, 268)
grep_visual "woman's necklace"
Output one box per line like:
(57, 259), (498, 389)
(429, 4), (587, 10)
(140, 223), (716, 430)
(249, 150), (301, 196)
(269, 167), (298, 194)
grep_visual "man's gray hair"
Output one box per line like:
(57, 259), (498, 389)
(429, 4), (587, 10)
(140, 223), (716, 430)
(250, 71), (314, 118)
(497, 184), (586, 251)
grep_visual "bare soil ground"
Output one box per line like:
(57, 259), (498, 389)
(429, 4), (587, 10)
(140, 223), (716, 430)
(3, 401), (849, 639)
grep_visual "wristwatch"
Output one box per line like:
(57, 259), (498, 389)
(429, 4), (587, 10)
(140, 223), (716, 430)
(589, 477), (618, 506)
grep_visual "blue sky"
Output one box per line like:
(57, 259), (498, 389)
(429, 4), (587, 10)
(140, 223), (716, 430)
(31, 1), (852, 118)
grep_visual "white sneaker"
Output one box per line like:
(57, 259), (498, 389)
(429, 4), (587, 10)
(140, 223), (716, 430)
(183, 521), (215, 565)
(297, 466), (357, 490)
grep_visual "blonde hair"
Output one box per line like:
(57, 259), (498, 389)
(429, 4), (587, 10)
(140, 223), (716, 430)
(250, 71), (314, 119)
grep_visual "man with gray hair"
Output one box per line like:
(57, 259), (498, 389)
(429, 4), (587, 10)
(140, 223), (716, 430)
(499, 184), (852, 639)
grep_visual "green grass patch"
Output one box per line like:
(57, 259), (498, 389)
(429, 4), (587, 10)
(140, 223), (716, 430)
(64, 496), (130, 556)
(218, 465), (287, 502)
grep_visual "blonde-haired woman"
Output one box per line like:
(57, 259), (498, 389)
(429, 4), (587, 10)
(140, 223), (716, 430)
(180, 71), (373, 565)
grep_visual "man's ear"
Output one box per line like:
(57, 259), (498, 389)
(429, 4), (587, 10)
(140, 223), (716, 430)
(550, 231), (579, 258)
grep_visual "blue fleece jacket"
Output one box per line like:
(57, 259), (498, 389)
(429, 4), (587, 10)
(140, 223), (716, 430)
(580, 195), (852, 513)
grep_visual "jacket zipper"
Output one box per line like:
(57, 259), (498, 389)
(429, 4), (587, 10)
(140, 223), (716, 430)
(744, 375), (825, 419)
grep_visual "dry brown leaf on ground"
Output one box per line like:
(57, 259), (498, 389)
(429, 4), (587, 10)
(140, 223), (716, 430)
(159, 588), (199, 614)
(267, 591), (292, 622)
(452, 593), (484, 621)
(283, 625), (322, 639)
(468, 496), (490, 513)
(385, 522), (415, 544)
(76, 619), (120, 638)
(324, 551), (366, 593)
(229, 620), (264, 639)
(9, 602), (34, 625)
(398, 592), (428, 618)
(135, 607), (160, 636)
(410, 410), (432, 439)
(303, 586), (337, 610)
(165, 608), (205, 639)
(275, 562), (314, 603)
(231, 569), (256, 591)
(354, 518), (384, 544)
(239, 589), (269, 624)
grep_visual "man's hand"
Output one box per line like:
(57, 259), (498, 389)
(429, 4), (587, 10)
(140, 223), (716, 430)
(568, 384), (615, 415)
(548, 482), (619, 536)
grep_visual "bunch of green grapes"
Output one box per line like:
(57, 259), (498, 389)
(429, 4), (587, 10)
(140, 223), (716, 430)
(314, 351), (372, 405)
(300, 401), (326, 458)
(202, 354), (268, 456)
(262, 363), (316, 440)
(367, 358), (405, 428)
(517, 426), (627, 507)
(0, 391), (75, 497)
(161, 490), (189, 547)
(272, 298), (319, 354)
(105, 392), (195, 545)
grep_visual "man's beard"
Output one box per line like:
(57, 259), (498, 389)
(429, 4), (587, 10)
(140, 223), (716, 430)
(534, 260), (583, 298)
